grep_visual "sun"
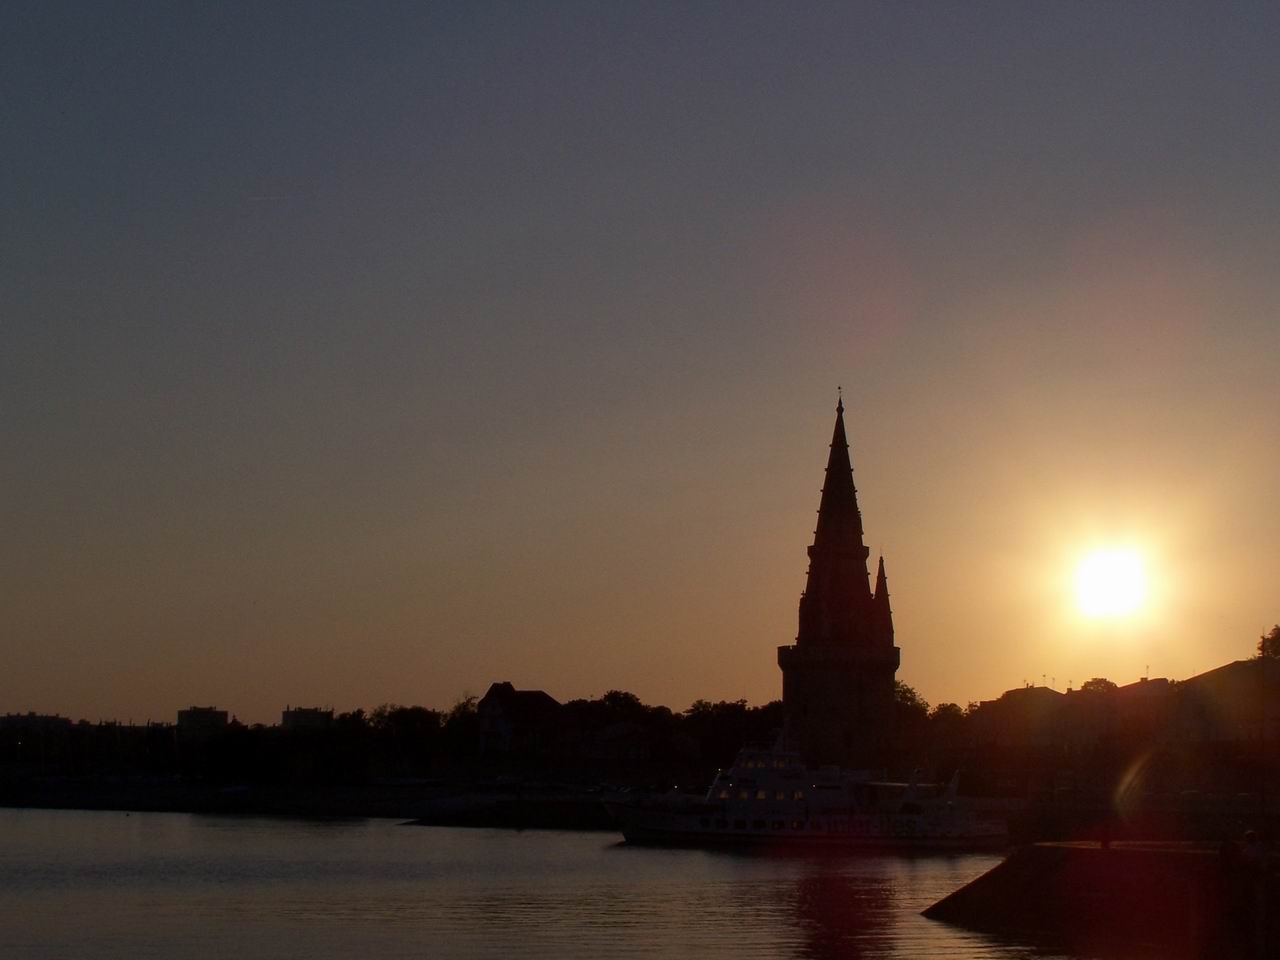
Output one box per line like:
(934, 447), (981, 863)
(1075, 547), (1148, 618)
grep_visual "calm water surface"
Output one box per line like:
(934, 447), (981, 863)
(0, 808), (1072, 959)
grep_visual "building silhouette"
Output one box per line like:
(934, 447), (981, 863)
(281, 706), (334, 732)
(175, 705), (228, 739)
(477, 682), (560, 755)
(778, 398), (900, 768)
(0, 712), (73, 732)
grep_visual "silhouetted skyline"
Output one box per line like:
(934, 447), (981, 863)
(4, 3), (1280, 724)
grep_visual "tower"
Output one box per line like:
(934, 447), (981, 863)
(777, 397), (900, 767)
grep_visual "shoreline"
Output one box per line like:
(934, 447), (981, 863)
(0, 779), (618, 831)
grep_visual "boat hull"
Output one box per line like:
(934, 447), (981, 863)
(607, 802), (1010, 851)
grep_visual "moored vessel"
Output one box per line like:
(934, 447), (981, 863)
(607, 743), (1009, 849)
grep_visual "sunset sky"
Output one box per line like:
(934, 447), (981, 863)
(4, 3), (1279, 724)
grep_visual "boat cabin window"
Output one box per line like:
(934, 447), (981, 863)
(771, 820), (784, 830)
(775, 791), (786, 801)
(792, 790), (805, 801)
(755, 790), (767, 800)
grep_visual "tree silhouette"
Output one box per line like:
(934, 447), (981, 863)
(1081, 677), (1118, 694)
(894, 681), (930, 720)
(1257, 625), (1280, 659)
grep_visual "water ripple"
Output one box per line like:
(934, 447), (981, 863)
(0, 809), (1073, 960)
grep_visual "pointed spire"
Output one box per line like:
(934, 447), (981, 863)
(797, 396), (874, 645)
(812, 395), (865, 549)
(873, 555), (895, 644)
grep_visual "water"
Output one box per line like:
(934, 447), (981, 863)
(0, 808), (1069, 959)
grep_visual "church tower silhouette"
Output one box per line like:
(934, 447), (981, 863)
(778, 396), (900, 767)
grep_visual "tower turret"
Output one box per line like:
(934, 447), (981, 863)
(872, 555), (895, 646)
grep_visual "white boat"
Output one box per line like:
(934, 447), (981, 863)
(606, 743), (1009, 849)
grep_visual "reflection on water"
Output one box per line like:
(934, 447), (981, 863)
(792, 866), (895, 958)
(0, 808), (1067, 960)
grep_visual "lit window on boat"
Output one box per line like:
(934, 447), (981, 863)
(771, 820), (784, 830)
(738, 790), (750, 800)
(790, 820), (802, 830)
(717, 789), (730, 799)
(775, 759), (786, 768)
(793, 790), (805, 801)
(775, 790), (786, 800)
(755, 789), (767, 800)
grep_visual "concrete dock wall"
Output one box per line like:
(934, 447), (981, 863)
(924, 842), (1277, 958)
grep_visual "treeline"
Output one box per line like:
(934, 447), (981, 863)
(0, 681), (978, 790)
(0, 693), (784, 788)
(892, 680), (980, 765)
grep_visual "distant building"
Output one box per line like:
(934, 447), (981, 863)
(777, 398), (900, 768)
(282, 706), (334, 732)
(1113, 676), (1175, 742)
(1176, 658), (1280, 742)
(970, 686), (1068, 748)
(176, 706), (228, 738)
(477, 682), (560, 754)
(969, 660), (1280, 753)
(0, 712), (73, 731)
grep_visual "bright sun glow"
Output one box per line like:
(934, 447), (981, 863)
(1075, 548), (1148, 618)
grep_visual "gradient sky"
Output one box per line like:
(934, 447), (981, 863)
(4, 2), (1279, 724)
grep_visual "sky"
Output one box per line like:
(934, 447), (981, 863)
(4, 2), (1279, 725)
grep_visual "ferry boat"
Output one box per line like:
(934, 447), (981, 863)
(606, 743), (1009, 849)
